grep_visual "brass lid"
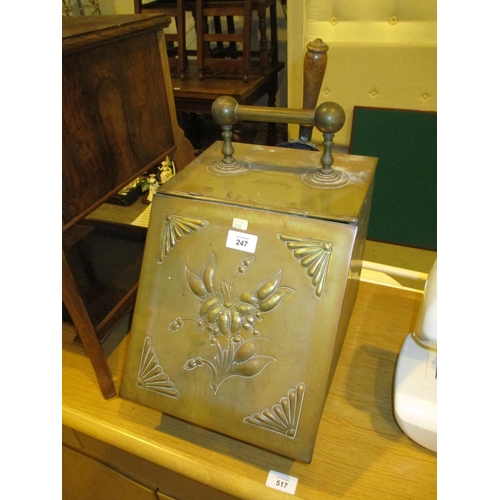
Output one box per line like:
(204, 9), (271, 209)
(160, 141), (377, 224)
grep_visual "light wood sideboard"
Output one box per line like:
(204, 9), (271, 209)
(62, 279), (436, 499)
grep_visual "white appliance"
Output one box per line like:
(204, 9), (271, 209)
(393, 259), (437, 452)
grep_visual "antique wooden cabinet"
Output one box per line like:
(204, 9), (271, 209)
(62, 14), (194, 398)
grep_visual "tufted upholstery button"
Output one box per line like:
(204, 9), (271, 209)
(288, 0), (437, 147)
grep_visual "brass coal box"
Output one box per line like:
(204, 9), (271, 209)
(120, 97), (377, 463)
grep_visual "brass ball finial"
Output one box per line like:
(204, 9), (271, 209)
(302, 101), (349, 189)
(209, 96), (248, 176)
(211, 96), (238, 127)
(314, 101), (345, 135)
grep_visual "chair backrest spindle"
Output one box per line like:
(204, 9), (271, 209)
(135, 0), (191, 80)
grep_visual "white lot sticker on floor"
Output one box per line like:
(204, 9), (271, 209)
(266, 470), (298, 495)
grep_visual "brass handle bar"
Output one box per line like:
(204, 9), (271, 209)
(210, 96), (348, 188)
(235, 104), (315, 125)
(211, 96), (345, 135)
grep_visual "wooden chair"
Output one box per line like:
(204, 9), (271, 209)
(134, 0), (191, 80)
(195, 0), (253, 81)
(195, 0), (279, 81)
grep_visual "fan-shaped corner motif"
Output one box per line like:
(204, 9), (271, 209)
(278, 233), (333, 297)
(137, 336), (179, 398)
(243, 382), (306, 438)
(159, 215), (209, 262)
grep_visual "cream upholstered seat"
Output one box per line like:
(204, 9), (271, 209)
(286, 0), (437, 148)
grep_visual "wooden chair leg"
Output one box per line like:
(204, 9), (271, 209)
(62, 250), (116, 399)
(196, 0), (206, 79)
(257, 1), (268, 72)
(242, 0), (252, 81)
(175, 7), (187, 80)
(270, 2), (278, 66)
(256, 1), (278, 73)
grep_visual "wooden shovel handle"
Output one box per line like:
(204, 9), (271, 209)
(299, 39), (329, 142)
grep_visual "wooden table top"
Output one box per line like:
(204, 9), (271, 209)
(62, 280), (436, 499)
(170, 60), (285, 113)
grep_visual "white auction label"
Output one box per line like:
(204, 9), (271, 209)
(226, 230), (258, 253)
(266, 470), (298, 495)
(232, 217), (248, 230)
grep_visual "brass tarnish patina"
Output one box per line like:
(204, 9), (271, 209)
(168, 253), (294, 393)
(121, 98), (378, 463)
(159, 215), (209, 262)
(278, 234), (333, 297)
(137, 336), (180, 399)
(243, 382), (307, 438)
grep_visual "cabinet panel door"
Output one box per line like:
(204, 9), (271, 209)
(62, 30), (176, 226)
(62, 445), (157, 500)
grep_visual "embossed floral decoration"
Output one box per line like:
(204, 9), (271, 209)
(168, 253), (295, 393)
